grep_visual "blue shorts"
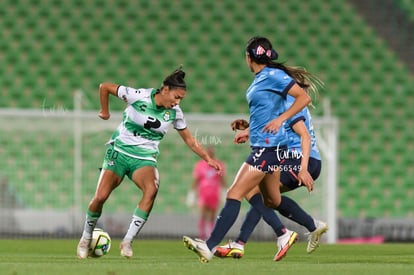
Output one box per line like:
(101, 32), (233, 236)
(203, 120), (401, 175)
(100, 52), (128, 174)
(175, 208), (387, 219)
(245, 146), (288, 174)
(280, 157), (321, 190)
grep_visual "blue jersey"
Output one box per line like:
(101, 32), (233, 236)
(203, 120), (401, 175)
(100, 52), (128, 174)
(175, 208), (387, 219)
(285, 95), (321, 160)
(246, 67), (295, 147)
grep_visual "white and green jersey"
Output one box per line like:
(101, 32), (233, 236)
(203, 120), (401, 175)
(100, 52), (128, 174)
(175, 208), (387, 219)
(109, 86), (187, 161)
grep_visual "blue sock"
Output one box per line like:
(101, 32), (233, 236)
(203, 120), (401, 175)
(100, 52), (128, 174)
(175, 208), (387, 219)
(277, 195), (316, 232)
(249, 193), (286, 237)
(236, 206), (262, 244)
(206, 199), (241, 250)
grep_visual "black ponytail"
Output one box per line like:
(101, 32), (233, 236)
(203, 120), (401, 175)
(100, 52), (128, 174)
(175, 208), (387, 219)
(163, 65), (187, 89)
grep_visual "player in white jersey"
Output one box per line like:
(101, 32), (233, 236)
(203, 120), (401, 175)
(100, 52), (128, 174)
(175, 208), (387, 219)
(77, 67), (222, 259)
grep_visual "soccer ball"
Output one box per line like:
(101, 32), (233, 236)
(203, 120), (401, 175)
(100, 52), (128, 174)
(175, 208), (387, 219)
(90, 228), (111, 257)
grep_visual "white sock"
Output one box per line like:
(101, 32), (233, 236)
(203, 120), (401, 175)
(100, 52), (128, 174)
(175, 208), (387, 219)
(123, 215), (147, 242)
(81, 215), (99, 240)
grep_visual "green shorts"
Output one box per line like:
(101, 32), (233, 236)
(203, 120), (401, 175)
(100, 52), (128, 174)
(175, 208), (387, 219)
(102, 145), (157, 179)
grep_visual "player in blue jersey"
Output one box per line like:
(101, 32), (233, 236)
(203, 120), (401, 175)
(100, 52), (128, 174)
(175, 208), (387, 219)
(183, 36), (315, 263)
(214, 94), (328, 259)
(77, 67), (222, 259)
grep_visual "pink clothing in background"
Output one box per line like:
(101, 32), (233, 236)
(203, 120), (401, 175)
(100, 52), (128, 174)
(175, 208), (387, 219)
(193, 160), (225, 210)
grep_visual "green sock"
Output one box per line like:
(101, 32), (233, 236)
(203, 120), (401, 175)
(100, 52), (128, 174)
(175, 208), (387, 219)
(134, 208), (149, 220)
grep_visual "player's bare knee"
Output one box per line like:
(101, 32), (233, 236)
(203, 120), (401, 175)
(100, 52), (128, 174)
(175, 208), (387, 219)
(97, 191), (112, 203)
(142, 185), (158, 201)
(263, 198), (278, 208)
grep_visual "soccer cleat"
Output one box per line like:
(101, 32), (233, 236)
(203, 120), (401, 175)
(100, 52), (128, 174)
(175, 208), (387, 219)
(274, 230), (298, 261)
(183, 236), (213, 263)
(214, 241), (245, 258)
(307, 220), (329, 253)
(120, 241), (133, 258)
(77, 237), (91, 259)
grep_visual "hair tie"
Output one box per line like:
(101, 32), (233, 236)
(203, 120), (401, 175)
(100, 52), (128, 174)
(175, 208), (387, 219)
(268, 49), (278, 60)
(255, 45), (266, 56)
(252, 45), (278, 60)
(266, 50), (272, 57)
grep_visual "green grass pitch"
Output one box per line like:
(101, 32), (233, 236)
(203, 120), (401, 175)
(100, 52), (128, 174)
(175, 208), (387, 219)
(0, 239), (413, 275)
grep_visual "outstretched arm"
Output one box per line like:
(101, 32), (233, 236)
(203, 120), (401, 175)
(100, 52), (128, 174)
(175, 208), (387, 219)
(177, 128), (222, 173)
(98, 83), (119, 120)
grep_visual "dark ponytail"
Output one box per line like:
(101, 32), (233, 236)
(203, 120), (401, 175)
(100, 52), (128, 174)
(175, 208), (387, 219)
(163, 65), (187, 90)
(246, 36), (323, 98)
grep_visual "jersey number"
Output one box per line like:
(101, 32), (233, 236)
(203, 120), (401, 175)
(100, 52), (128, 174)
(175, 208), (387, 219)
(106, 148), (119, 160)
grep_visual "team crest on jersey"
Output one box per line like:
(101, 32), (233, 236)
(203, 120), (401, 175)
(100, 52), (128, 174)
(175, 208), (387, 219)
(163, 111), (170, 121)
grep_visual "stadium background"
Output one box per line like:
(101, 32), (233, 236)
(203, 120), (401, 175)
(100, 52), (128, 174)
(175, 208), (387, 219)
(0, 0), (413, 242)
